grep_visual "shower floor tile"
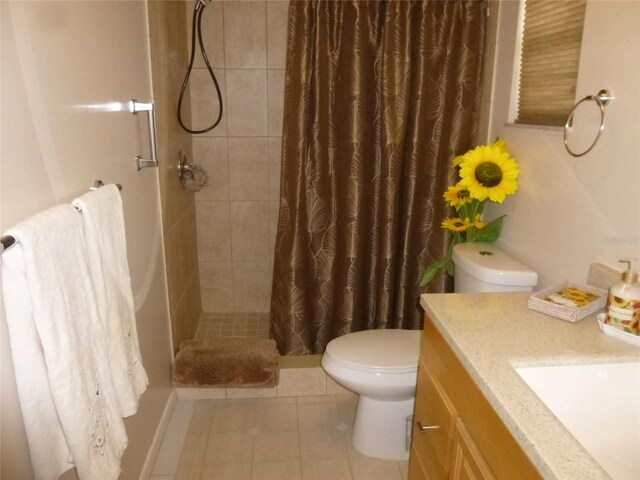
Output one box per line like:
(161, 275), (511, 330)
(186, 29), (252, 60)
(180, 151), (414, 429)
(152, 394), (408, 480)
(195, 312), (270, 340)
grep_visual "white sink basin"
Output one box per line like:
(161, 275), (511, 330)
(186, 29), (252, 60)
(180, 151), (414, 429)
(516, 362), (640, 479)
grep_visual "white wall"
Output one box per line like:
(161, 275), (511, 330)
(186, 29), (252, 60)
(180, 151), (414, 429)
(0, 2), (173, 478)
(486, 0), (640, 288)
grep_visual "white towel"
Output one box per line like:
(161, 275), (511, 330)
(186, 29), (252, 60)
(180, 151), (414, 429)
(1, 248), (71, 480)
(72, 185), (148, 417)
(2, 204), (127, 480)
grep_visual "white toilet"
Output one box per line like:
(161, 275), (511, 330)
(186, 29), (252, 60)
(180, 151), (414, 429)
(321, 329), (422, 459)
(321, 242), (537, 460)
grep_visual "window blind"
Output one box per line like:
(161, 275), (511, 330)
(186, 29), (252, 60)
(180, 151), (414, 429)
(516, 0), (587, 126)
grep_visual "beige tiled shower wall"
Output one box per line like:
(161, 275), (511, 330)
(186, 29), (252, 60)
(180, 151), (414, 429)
(188, 0), (289, 313)
(148, 0), (203, 352)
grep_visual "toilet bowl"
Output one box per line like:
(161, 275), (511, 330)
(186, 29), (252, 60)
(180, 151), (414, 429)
(321, 243), (538, 460)
(321, 329), (421, 460)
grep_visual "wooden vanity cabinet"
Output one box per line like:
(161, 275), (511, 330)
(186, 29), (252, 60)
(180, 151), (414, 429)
(410, 360), (457, 479)
(449, 418), (495, 480)
(408, 315), (542, 480)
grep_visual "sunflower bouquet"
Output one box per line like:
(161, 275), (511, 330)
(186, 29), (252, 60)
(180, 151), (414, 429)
(419, 139), (520, 287)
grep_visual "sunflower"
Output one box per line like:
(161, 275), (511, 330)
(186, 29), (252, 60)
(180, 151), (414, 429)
(441, 217), (471, 232)
(490, 138), (508, 152)
(457, 144), (519, 204)
(470, 214), (486, 229)
(452, 154), (465, 167)
(443, 184), (473, 207)
(452, 139), (507, 167)
(422, 139), (519, 288)
(441, 215), (486, 232)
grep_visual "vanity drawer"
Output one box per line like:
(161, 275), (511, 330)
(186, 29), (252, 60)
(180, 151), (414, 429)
(412, 359), (457, 480)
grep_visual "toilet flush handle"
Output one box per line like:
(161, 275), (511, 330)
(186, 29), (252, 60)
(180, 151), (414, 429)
(416, 421), (440, 432)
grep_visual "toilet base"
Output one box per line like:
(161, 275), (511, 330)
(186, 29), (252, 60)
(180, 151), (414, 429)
(351, 396), (415, 460)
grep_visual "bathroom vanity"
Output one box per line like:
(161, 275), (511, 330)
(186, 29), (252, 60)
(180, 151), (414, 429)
(409, 315), (540, 479)
(410, 292), (640, 480)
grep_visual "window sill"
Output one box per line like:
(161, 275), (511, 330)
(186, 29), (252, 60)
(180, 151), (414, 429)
(504, 122), (563, 132)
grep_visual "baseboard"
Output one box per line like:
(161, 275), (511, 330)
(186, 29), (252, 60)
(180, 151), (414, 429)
(138, 389), (177, 480)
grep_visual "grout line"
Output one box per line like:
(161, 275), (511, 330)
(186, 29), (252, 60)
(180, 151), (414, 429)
(264, 0), (270, 70)
(220, 0), (236, 316)
(195, 400), (216, 480)
(151, 397), (193, 476)
(295, 399), (303, 472)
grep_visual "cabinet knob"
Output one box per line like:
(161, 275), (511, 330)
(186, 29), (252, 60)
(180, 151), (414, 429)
(416, 421), (440, 433)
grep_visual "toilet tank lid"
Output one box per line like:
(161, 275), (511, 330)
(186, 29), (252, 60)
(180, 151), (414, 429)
(452, 243), (538, 287)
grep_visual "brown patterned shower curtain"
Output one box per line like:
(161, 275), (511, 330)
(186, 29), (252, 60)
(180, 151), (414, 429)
(271, 0), (487, 355)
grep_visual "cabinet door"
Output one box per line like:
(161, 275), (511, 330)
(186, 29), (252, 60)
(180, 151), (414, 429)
(411, 360), (457, 480)
(423, 316), (542, 480)
(449, 419), (496, 480)
(409, 445), (431, 480)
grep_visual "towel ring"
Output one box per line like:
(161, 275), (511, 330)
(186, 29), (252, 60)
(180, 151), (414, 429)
(564, 89), (611, 157)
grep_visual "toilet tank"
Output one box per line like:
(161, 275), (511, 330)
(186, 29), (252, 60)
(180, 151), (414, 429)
(452, 243), (538, 293)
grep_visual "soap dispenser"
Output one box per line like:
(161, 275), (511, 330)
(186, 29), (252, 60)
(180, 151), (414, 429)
(604, 259), (640, 335)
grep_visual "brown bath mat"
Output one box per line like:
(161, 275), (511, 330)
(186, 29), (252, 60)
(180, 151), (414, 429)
(173, 337), (279, 388)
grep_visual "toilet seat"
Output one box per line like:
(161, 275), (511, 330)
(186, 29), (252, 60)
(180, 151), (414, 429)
(324, 329), (421, 374)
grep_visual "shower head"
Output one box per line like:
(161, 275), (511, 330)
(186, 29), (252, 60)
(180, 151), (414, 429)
(197, 0), (212, 9)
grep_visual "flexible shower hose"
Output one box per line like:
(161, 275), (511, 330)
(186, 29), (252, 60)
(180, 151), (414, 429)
(177, 0), (223, 134)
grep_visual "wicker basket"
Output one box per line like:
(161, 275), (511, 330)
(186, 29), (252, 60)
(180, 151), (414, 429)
(527, 281), (607, 323)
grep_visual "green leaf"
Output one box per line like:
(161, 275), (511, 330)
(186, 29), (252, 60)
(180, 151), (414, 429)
(475, 215), (506, 244)
(419, 256), (450, 287)
(445, 257), (455, 276)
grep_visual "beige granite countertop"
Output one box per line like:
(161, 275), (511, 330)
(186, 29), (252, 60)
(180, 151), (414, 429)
(420, 292), (640, 480)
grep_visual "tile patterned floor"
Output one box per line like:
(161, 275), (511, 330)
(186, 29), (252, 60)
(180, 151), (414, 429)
(171, 316), (407, 478)
(195, 313), (270, 340)
(150, 394), (408, 480)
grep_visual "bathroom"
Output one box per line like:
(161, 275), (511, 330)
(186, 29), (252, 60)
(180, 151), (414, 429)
(1, 0), (639, 479)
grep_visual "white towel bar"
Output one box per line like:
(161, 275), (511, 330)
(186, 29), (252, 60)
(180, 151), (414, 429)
(0, 180), (122, 255)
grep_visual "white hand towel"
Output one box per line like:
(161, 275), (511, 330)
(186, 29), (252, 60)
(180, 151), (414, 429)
(1, 248), (71, 480)
(2, 204), (127, 480)
(72, 185), (148, 417)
